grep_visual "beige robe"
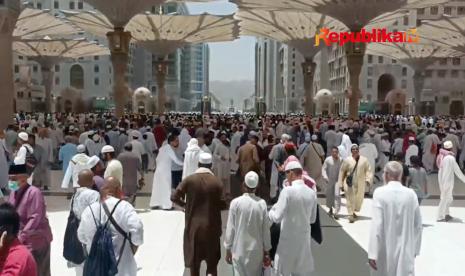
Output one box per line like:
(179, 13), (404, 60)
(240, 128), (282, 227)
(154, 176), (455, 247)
(213, 142), (231, 195)
(301, 142), (325, 187)
(338, 155), (372, 215)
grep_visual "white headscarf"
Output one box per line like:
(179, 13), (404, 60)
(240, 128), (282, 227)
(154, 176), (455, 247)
(183, 138), (201, 179)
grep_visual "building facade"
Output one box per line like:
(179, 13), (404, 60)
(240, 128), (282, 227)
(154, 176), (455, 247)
(255, 38), (307, 113)
(313, 3), (465, 116)
(13, 1), (209, 113)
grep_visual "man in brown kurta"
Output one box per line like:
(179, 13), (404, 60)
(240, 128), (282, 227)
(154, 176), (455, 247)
(171, 152), (227, 276)
(236, 131), (260, 178)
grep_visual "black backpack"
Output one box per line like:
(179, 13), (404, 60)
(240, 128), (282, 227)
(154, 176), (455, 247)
(63, 196), (86, 264)
(83, 200), (124, 276)
(24, 146), (37, 175)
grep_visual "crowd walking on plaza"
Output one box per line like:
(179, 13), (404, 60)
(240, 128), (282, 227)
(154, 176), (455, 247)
(0, 112), (463, 275)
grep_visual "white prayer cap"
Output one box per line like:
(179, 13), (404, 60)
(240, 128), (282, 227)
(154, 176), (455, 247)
(367, 129), (375, 136)
(69, 125), (75, 130)
(119, 127), (126, 132)
(132, 131), (141, 139)
(408, 136), (415, 141)
(188, 138), (198, 147)
(311, 134), (318, 141)
(351, 144), (359, 150)
(249, 131), (259, 139)
(18, 132), (28, 142)
(77, 144), (86, 153)
(305, 133), (311, 142)
(199, 152), (212, 164)
(244, 171), (259, 189)
(101, 145), (115, 154)
(285, 161), (302, 171)
(444, 141), (453, 150)
(450, 128), (456, 134)
(87, 155), (100, 169)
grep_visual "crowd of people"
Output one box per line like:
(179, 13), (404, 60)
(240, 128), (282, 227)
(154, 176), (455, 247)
(0, 112), (463, 276)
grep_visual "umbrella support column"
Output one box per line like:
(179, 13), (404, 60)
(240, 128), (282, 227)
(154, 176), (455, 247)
(413, 71), (425, 115)
(107, 28), (131, 118)
(40, 65), (54, 113)
(0, 8), (20, 129)
(345, 41), (366, 119)
(155, 61), (168, 115)
(302, 60), (316, 116)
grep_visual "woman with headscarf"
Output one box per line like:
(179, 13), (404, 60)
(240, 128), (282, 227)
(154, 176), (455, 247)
(182, 138), (201, 180)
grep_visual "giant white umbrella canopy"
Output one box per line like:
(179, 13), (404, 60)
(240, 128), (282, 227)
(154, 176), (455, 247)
(65, 11), (239, 114)
(236, 9), (346, 115)
(13, 8), (78, 39)
(417, 16), (465, 54)
(0, 6), (78, 128)
(63, 0), (215, 117)
(14, 36), (109, 112)
(231, 0), (448, 118)
(367, 42), (463, 114)
(127, 13), (239, 113)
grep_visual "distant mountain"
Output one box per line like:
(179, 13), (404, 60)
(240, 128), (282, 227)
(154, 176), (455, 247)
(210, 80), (254, 110)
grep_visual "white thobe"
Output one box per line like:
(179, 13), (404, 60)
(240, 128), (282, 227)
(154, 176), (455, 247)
(224, 193), (272, 276)
(422, 134), (440, 172)
(78, 196), (144, 276)
(104, 159), (123, 185)
(339, 134), (352, 160)
(437, 155), (465, 220)
(61, 153), (90, 189)
(359, 143), (378, 178)
(182, 146), (200, 180)
(405, 145), (419, 166)
(368, 181), (422, 276)
(230, 131), (242, 172)
(269, 180), (317, 276)
(324, 130), (338, 156)
(150, 144), (183, 209)
(179, 128), (192, 153)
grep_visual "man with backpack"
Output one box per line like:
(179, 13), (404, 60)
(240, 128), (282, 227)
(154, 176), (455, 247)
(13, 132), (35, 169)
(78, 176), (143, 276)
(64, 169), (100, 275)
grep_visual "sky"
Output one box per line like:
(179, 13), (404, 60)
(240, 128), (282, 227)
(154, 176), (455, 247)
(186, 1), (255, 82)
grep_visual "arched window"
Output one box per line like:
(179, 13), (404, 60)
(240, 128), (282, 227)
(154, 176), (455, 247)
(70, 64), (84, 89)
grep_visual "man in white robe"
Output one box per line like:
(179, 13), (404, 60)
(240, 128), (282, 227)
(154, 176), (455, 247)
(78, 177), (143, 276)
(102, 145), (123, 185)
(437, 141), (465, 221)
(224, 172), (271, 276)
(183, 138), (201, 180)
(338, 130), (353, 160)
(230, 126), (242, 173)
(368, 161), (422, 276)
(61, 145), (89, 189)
(359, 139), (378, 184)
(322, 147), (342, 218)
(179, 127), (192, 154)
(269, 161), (317, 276)
(422, 129), (440, 173)
(150, 133), (184, 210)
(405, 137), (419, 167)
(323, 125), (338, 157)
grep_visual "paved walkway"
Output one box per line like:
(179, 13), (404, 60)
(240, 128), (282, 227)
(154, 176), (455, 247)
(44, 167), (465, 275)
(47, 194), (465, 276)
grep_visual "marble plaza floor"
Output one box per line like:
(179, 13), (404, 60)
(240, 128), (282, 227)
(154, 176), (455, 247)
(45, 171), (465, 276)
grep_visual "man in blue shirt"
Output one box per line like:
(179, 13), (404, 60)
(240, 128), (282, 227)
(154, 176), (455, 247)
(59, 136), (77, 173)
